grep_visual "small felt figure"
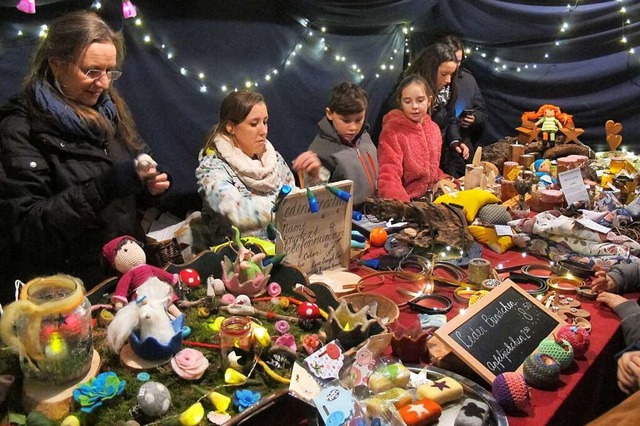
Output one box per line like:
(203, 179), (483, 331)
(103, 236), (181, 317)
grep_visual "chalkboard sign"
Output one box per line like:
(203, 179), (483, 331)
(274, 180), (353, 275)
(435, 280), (565, 383)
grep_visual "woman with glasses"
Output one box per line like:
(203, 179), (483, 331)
(0, 11), (169, 303)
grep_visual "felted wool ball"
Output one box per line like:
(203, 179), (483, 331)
(556, 325), (590, 358)
(537, 337), (574, 370)
(179, 268), (201, 288)
(523, 353), (561, 390)
(492, 372), (530, 414)
(137, 381), (172, 418)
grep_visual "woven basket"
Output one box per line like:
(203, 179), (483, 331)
(146, 238), (184, 267)
(341, 293), (400, 326)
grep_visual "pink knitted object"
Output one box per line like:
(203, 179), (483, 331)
(492, 372), (531, 414)
(556, 325), (590, 358)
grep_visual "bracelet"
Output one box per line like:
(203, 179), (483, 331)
(577, 286), (597, 300)
(433, 261), (466, 283)
(556, 259), (594, 279)
(398, 255), (433, 275)
(508, 273), (549, 297)
(547, 276), (583, 294)
(482, 279), (501, 291)
(453, 287), (479, 305)
(520, 264), (554, 279)
(408, 294), (453, 314)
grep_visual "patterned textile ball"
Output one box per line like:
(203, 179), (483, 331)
(478, 204), (512, 225)
(537, 337), (574, 370)
(523, 353), (561, 390)
(492, 372), (530, 414)
(180, 268), (201, 288)
(137, 381), (172, 418)
(556, 325), (590, 358)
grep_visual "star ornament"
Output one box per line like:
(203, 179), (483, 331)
(431, 380), (450, 391)
(407, 402), (429, 417)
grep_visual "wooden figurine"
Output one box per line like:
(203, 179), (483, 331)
(605, 119), (623, 151)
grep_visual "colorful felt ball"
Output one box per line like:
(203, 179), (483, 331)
(297, 302), (321, 319)
(523, 353), (561, 390)
(369, 227), (388, 247)
(180, 268), (201, 288)
(492, 372), (530, 414)
(556, 325), (590, 358)
(537, 337), (574, 370)
(137, 381), (172, 418)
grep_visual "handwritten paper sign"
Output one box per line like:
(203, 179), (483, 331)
(558, 167), (589, 207)
(274, 180), (353, 274)
(435, 280), (565, 383)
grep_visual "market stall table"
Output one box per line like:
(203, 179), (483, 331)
(353, 245), (630, 426)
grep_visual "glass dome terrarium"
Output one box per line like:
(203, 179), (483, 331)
(0, 275), (93, 384)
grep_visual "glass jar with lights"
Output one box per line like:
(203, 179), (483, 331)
(0, 275), (93, 384)
(219, 316), (255, 372)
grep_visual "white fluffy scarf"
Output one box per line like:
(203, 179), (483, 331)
(214, 134), (280, 193)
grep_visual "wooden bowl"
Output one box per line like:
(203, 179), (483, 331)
(341, 293), (400, 326)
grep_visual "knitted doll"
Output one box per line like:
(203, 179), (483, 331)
(103, 236), (182, 318)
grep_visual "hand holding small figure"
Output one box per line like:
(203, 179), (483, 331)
(135, 154), (170, 195)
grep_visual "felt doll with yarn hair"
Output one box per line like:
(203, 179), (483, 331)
(103, 236), (182, 318)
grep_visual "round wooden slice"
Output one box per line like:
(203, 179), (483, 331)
(23, 349), (101, 420)
(120, 343), (171, 370)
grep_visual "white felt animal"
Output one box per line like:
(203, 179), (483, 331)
(138, 303), (175, 345)
(106, 299), (175, 353)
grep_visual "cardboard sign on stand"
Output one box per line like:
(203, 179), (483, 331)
(274, 180), (356, 293)
(435, 279), (565, 384)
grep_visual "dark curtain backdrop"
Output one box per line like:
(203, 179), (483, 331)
(1, 0), (639, 196)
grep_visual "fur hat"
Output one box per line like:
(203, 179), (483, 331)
(102, 236), (139, 267)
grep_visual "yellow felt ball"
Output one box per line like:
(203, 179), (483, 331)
(434, 188), (500, 222)
(60, 415), (80, 426)
(468, 225), (514, 254)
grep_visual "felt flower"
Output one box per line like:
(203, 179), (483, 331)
(72, 372), (126, 413)
(171, 348), (209, 380)
(274, 333), (297, 352)
(232, 389), (261, 412)
(274, 320), (290, 334)
(301, 334), (321, 355)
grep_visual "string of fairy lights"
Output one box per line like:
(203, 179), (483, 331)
(6, 1), (639, 87)
(468, 0), (639, 73)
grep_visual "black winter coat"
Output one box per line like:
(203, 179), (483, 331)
(0, 95), (151, 304)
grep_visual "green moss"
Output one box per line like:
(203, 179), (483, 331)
(0, 290), (319, 425)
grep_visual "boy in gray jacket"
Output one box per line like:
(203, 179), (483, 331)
(308, 82), (378, 208)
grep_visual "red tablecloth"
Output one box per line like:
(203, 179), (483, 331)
(355, 245), (630, 425)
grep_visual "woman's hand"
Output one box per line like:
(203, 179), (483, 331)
(146, 172), (170, 195)
(617, 350), (640, 394)
(596, 291), (628, 311)
(592, 270), (617, 294)
(292, 151), (322, 177)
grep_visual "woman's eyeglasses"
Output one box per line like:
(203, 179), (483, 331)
(83, 69), (123, 81)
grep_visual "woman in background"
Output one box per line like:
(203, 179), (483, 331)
(196, 91), (325, 239)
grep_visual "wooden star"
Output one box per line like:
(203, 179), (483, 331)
(560, 127), (584, 144)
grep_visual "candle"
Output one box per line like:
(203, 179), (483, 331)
(519, 154), (535, 169)
(503, 161), (520, 180)
(509, 143), (526, 163)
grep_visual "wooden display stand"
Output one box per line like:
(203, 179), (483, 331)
(22, 349), (101, 420)
(516, 119), (540, 145)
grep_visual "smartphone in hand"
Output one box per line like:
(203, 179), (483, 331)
(461, 109), (475, 118)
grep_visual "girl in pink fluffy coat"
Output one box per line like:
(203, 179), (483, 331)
(377, 74), (447, 201)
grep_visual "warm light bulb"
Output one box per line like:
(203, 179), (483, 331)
(224, 368), (247, 384)
(252, 325), (271, 347)
(179, 402), (205, 426)
(209, 392), (231, 413)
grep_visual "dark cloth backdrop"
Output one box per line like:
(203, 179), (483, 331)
(1, 0), (639, 196)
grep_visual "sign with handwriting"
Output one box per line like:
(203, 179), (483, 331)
(274, 180), (353, 275)
(435, 280), (565, 383)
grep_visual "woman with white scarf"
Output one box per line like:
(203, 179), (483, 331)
(196, 91), (326, 239)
